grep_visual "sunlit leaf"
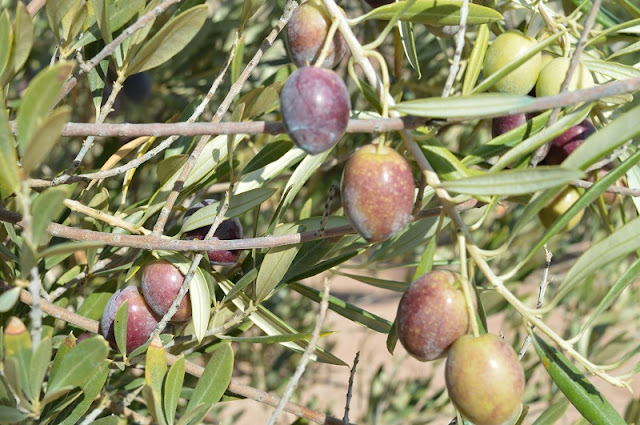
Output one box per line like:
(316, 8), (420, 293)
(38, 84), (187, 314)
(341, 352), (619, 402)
(361, 0), (503, 25)
(532, 335), (626, 425)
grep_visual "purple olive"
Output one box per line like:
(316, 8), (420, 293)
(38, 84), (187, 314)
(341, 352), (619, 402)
(491, 113), (527, 138)
(542, 120), (595, 165)
(281, 66), (350, 155)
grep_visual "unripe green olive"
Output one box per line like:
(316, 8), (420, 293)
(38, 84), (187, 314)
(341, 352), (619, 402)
(483, 30), (542, 95)
(538, 186), (583, 231)
(536, 57), (594, 97)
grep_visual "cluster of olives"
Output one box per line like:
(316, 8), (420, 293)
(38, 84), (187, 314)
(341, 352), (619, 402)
(484, 30), (600, 231)
(397, 271), (525, 425)
(100, 209), (243, 354)
(282, 1), (416, 242)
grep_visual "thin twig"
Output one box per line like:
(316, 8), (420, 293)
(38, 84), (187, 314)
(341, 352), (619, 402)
(265, 280), (332, 425)
(27, 116), (425, 138)
(531, 0), (602, 165)
(26, 0), (46, 16)
(519, 245), (552, 358)
(343, 351), (360, 425)
(10, 286), (348, 425)
(0, 201), (479, 252)
(441, 0), (468, 97)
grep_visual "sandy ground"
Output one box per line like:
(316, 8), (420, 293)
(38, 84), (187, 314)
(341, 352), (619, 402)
(217, 266), (640, 425)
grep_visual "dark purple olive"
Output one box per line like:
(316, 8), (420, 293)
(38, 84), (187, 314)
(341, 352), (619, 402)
(492, 113), (527, 138)
(542, 120), (596, 165)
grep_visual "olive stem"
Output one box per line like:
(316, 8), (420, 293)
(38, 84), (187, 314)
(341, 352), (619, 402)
(458, 233), (479, 338)
(313, 18), (341, 68)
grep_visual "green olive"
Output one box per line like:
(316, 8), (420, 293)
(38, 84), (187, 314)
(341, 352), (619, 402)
(536, 57), (594, 97)
(538, 186), (584, 231)
(483, 30), (542, 95)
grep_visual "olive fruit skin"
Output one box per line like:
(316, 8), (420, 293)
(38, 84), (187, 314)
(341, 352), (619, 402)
(445, 334), (525, 425)
(141, 260), (192, 322)
(538, 186), (584, 231)
(281, 66), (350, 155)
(491, 113), (527, 138)
(100, 286), (160, 354)
(286, 0), (347, 69)
(542, 120), (595, 165)
(122, 72), (152, 104)
(342, 144), (415, 242)
(483, 30), (541, 95)
(184, 200), (244, 265)
(536, 57), (594, 97)
(397, 270), (476, 362)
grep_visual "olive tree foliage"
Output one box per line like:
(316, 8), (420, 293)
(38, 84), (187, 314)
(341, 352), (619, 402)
(0, 0), (639, 424)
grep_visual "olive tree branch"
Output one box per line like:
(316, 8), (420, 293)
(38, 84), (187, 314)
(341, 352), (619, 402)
(323, 0), (630, 390)
(10, 286), (351, 425)
(0, 201), (478, 252)
(442, 0), (468, 97)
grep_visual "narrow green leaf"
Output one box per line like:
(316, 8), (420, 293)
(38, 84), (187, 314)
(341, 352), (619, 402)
(608, 40), (640, 60)
(89, 417), (120, 425)
(190, 268), (211, 343)
(290, 282), (392, 334)
(23, 106), (71, 175)
(157, 155), (188, 186)
(89, 0), (112, 44)
(127, 5), (208, 74)
(145, 343), (167, 394)
(554, 216), (640, 306)
(240, 138), (294, 176)
(255, 223), (304, 300)
(56, 360), (109, 425)
(239, 0), (267, 32)
(361, 0), (504, 25)
(185, 343), (233, 414)
(31, 186), (70, 247)
(164, 355), (185, 425)
(46, 0), (75, 43)
(462, 24), (489, 96)
(236, 146), (305, 193)
(217, 332), (333, 344)
(71, 0), (146, 49)
(48, 334), (76, 388)
(582, 57), (640, 80)
(285, 250), (362, 283)
(220, 268), (257, 304)
(180, 187), (276, 234)
(441, 167), (582, 196)
(0, 287), (20, 312)
(398, 21), (420, 78)
(29, 337), (52, 402)
(39, 241), (107, 259)
(43, 337), (109, 405)
(413, 234), (438, 280)
(532, 335), (626, 425)
(142, 385), (167, 425)
(0, 94), (19, 195)
(16, 62), (74, 155)
(563, 104), (640, 171)
(335, 272), (408, 292)
(60, 2), (87, 51)
(392, 93), (533, 119)
(0, 12), (11, 77)
(0, 405), (29, 423)
(114, 300), (129, 356)
(369, 216), (443, 264)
